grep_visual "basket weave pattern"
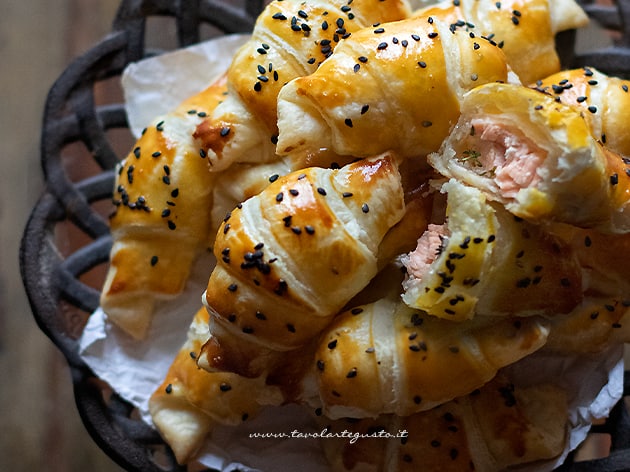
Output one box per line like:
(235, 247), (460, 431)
(19, 0), (630, 470)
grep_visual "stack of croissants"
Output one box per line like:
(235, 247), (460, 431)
(98, 0), (630, 469)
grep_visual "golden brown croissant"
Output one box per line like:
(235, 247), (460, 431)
(149, 307), (283, 464)
(275, 15), (511, 168)
(194, 0), (411, 172)
(414, 0), (588, 84)
(318, 373), (568, 471)
(532, 67), (630, 157)
(197, 153), (406, 378)
(401, 179), (583, 321)
(543, 296), (630, 354)
(100, 76), (228, 339)
(428, 82), (630, 233)
(307, 296), (549, 419)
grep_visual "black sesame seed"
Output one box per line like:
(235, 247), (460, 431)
(362, 203), (369, 213)
(150, 255), (159, 266)
(418, 61), (427, 68)
(377, 42), (388, 50)
(133, 147), (141, 158)
(219, 383), (232, 392)
(167, 220), (177, 230)
(611, 173), (619, 185)
(165, 384), (172, 394)
(152, 151), (161, 158)
(346, 368), (358, 378)
(328, 339), (338, 349)
(228, 283), (238, 292)
(276, 192), (284, 202)
(361, 104), (369, 114)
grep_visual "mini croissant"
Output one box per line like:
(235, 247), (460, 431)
(197, 153), (406, 378)
(414, 0), (588, 84)
(100, 77), (228, 339)
(317, 372), (567, 472)
(275, 15), (510, 167)
(428, 82), (630, 233)
(401, 179), (583, 321)
(148, 307), (283, 464)
(307, 296), (549, 419)
(194, 0), (411, 171)
(532, 67), (630, 157)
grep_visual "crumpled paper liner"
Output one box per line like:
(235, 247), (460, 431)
(79, 35), (625, 471)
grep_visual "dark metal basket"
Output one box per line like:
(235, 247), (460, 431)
(18, 0), (630, 470)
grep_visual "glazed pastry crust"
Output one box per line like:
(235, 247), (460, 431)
(149, 308), (282, 464)
(198, 153), (406, 378)
(194, 0), (411, 171)
(101, 77), (228, 339)
(402, 179), (583, 321)
(309, 297), (549, 418)
(415, 0), (588, 84)
(276, 16), (509, 166)
(429, 82), (630, 233)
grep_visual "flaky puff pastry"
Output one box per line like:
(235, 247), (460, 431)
(317, 373), (566, 472)
(306, 296), (549, 419)
(149, 307), (283, 464)
(197, 153), (406, 378)
(414, 0), (588, 84)
(402, 179), (582, 321)
(275, 15), (510, 168)
(101, 77), (228, 339)
(428, 82), (630, 233)
(194, 0), (411, 171)
(532, 67), (630, 157)
(149, 308), (282, 464)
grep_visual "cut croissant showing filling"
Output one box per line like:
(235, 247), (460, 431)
(429, 82), (630, 233)
(401, 179), (583, 321)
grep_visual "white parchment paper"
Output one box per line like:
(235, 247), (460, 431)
(79, 35), (625, 472)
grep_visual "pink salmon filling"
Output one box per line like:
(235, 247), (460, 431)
(406, 224), (448, 280)
(470, 118), (546, 199)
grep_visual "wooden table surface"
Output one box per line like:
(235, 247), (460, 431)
(1, 1), (125, 470)
(1, 1), (628, 471)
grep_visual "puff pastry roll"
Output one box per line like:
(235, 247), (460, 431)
(100, 77), (228, 339)
(319, 374), (568, 472)
(194, 0), (411, 171)
(149, 308), (283, 464)
(197, 153), (406, 378)
(308, 296), (549, 419)
(428, 82), (630, 233)
(532, 67), (630, 157)
(401, 179), (582, 321)
(543, 296), (630, 354)
(275, 15), (510, 167)
(414, 0), (588, 84)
